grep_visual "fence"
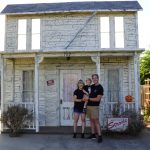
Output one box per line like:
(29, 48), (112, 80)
(141, 79), (150, 108)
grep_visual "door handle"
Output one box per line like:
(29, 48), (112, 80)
(60, 99), (63, 104)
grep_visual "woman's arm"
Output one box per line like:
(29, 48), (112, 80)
(82, 89), (89, 95)
(73, 95), (82, 102)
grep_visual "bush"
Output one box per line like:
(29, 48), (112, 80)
(121, 109), (144, 136)
(1, 105), (32, 137)
(143, 106), (150, 122)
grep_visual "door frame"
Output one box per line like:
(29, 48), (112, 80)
(59, 69), (82, 126)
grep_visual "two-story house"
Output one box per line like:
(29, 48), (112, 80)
(0, 1), (144, 132)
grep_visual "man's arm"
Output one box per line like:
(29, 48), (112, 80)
(89, 95), (103, 102)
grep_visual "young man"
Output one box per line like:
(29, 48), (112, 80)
(86, 74), (104, 143)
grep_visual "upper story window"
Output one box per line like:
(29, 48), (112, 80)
(115, 17), (124, 48)
(32, 19), (40, 50)
(18, 19), (27, 50)
(100, 17), (110, 48)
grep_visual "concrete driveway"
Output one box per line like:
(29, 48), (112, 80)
(0, 129), (150, 150)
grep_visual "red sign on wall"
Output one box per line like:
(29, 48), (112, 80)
(47, 80), (54, 86)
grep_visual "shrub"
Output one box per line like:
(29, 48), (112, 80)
(121, 109), (144, 136)
(1, 105), (32, 137)
(143, 106), (150, 122)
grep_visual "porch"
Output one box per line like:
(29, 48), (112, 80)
(0, 51), (140, 132)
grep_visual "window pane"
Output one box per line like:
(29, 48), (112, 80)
(32, 19), (40, 34)
(101, 33), (110, 48)
(18, 19), (26, 34)
(115, 33), (124, 48)
(23, 70), (34, 102)
(18, 35), (26, 50)
(32, 34), (40, 49)
(115, 17), (124, 32)
(100, 17), (109, 32)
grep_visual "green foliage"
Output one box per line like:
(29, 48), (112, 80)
(140, 50), (150, 84)
(143, 106), (150, 122)
(121, 109), (144, 136)
(112, 103), (120, 117)
(1, 105), (32, 136)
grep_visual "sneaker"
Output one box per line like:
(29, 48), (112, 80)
(97, 136), (103, 143)
(87, 134), (96, 139)
(81, 133), (85, 138)
(73, 133), (77, 138)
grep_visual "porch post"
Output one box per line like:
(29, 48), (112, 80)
(34, 55), (44, 132)
(91, 52), (100, 77)
(0, 56), (4, 132)
(134, 52), (140, 112)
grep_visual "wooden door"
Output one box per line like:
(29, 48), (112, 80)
(60, 70), (81, 126)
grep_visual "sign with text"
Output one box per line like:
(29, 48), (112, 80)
(107, 117), (128, 132)
(47, 80), (54, 86)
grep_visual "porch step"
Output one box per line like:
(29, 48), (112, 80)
(39, 126), (91, 134)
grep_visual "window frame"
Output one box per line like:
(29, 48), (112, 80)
(18, 19), (27, 50)
(31, 19), (41, 50)
(22, 70), (34, 102)
(114, 16), (125, 48)
(100, 17), (110, 48)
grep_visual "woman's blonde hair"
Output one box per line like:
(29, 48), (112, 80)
(77, 80), (85, 89)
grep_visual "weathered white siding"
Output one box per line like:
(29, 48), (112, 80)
(5, 12), (139, 52)
(3, 56), (136, 126)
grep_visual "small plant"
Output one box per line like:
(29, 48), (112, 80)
(121, 109), (144, 136)
(112, 103), (120, 117)
(1, 105), (32, 137)
(143, 106), (150, 122)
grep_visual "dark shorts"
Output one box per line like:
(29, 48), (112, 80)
(73, 107), (84, 114)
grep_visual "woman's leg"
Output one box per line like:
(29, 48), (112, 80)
(81, 113), (86, 133)
(73, 112), (79, 133)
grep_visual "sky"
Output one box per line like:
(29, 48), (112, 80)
(0, 0), (149, 51)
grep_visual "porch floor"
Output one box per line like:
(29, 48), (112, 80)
(39, 126), (91, 134)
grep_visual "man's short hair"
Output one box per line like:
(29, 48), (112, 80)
(92, 74), (99, 79)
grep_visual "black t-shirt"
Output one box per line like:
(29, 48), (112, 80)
(73, 89), (85, 109)
(84, 85), (91, 94)
(87, 84), (104, 106)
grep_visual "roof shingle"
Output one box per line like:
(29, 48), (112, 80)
(1, 1), (142, 15)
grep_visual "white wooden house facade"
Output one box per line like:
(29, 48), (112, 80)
(0, 1), (144, 132)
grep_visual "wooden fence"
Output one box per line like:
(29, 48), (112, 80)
(141, 79), (150, 108)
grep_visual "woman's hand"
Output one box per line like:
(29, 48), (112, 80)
(82, 94), (89, 102)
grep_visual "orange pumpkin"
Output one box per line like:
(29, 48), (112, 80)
(125, 95), (133, 102)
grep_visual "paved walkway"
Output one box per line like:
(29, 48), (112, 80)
(0, 129), (150, 150)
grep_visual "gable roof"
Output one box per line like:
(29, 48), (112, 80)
(1, 1), (142, 15)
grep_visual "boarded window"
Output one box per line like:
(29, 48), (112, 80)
(32, 19), (40, 50)
(23, 70), (34, 102)
(18, 19), (27, 50)
(100, 17), (110, 48)
(115, 17), (124, 48)
(108, 69), (119, 102)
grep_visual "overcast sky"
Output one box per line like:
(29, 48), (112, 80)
(0, 0), (149, 51)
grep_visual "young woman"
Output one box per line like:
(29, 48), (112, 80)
(73, 80), (87, 138)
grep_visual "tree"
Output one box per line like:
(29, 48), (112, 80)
(140, 50), (150, 85)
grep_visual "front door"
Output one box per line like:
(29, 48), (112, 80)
(60, 70), (81, 126)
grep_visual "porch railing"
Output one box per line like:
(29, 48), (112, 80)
(3, 102), (35, 130)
